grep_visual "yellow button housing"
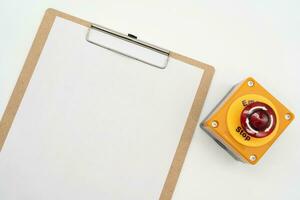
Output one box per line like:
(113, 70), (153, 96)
(202, 77), (294, 164)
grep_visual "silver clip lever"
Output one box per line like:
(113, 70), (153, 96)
(86, 24), (170, 69)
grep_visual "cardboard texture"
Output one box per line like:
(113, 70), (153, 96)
(0, 9), (214, 200)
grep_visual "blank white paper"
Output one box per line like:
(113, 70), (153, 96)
(0, 17), (203, 200)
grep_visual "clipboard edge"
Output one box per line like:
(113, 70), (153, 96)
(0, 8), (57, 150)
(160, 52), (214, 200)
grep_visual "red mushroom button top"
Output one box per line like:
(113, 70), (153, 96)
(240, 102), (277, 138)
(249, 110), (270, 131)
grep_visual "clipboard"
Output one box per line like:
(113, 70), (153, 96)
(0, 9), (214, 200)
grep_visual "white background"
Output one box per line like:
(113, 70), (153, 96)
(0, 1), (299, 200)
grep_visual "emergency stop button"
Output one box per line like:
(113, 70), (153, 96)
(241, 102), (277, 138)
(202, 77), (294, 164)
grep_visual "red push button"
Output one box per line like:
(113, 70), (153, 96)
(249, 109), (270, 131)
(240, 102), (277, 138)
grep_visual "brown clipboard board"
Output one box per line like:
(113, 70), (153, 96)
(0, 8), (214, 200)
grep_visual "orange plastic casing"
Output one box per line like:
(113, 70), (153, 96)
(202, 77), (294, 164)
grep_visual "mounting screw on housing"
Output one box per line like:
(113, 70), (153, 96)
(285, 113), (291, 120)
(247, 80), (254, 87)
(249, 155), (256, 162)
(211, 120), (219, 128)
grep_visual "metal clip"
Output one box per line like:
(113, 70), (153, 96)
(86, 24), (170, 69)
